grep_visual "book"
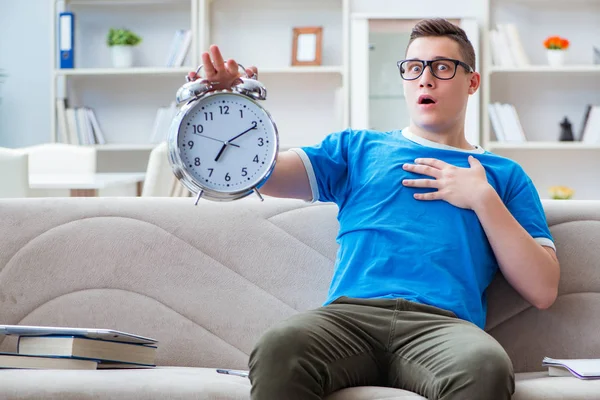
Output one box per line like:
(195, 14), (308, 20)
(0, 352), (97, 370)
(542, 357), (600, 380)
(18, 336), (157, 367)
(216, 368), (250, 378)
(0, 324), (157, 345)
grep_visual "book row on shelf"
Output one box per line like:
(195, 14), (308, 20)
(488, 102), (526, 142)
(580, 105), (600, 144)
(0, 325), (157, 370)
(489, 102), (600, 144)
(165, 29), (192, 68)
(150, 102), (178, 144)
(55, 98), (179, 146)
(489, 23), (530, 68)
(56, 99), (106, 145)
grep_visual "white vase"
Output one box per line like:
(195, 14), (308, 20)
(546, 50), (566, 67)
(111, 45), (134, 68)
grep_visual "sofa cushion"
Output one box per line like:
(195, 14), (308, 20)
(0, 367), (598, 400)
(0, 367), (423, 400)
(514, 372), (600, 400)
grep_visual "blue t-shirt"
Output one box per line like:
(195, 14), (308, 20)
(292, 128), (554, 329)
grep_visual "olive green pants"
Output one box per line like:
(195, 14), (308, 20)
(248, 296), (514, 400)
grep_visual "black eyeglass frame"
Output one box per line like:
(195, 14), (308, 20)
(397, 58), (474, 81)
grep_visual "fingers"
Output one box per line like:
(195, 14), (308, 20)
(402, 179), (440, 189)
(414, 158), (450, 169)
(247, 65), (258, 78)
(201, 52), (216, 76)
(210, 45), (225, 71)
(402, 163), (442, 178)
(225, 59), (239, 76)
(468, 155), (482, 168)
(413, 191), (442, 201)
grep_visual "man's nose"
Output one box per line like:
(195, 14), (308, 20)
(418, 66), (435, 88)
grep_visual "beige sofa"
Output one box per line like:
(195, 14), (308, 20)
(0, 197), (599, 399)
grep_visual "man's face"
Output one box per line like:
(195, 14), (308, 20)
(402, 36), (479, 132)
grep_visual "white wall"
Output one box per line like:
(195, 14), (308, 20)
(0, 0), (52, 148)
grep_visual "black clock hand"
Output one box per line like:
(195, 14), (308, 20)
(214, 143), (227, 162)
(227, 122), (258, 143)
(193, 133), (239, 148)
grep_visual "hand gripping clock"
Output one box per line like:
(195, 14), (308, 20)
(167, 64), (279, 205)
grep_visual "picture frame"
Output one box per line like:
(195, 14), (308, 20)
(292, 27), (323, 66)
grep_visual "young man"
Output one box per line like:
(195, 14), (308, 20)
(191, 18), (560, 400)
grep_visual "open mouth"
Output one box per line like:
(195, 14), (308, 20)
(418, 95), (437, 105)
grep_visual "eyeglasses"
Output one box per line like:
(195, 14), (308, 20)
(397, 58), (474, 81)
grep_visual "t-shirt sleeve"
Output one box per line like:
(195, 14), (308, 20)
(288, 129), (351, 204)
(504, 166), (556, 251)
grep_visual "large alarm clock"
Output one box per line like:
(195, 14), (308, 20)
(167, 66), (279, 204)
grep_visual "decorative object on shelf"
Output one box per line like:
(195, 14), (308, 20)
(548, 186), (574, 200)
(543, 36), (569, 67)
(292, 27), (323, 66)
(168, 65), (278, 204)
(559, 117), (574, 141)
(107, 28), (142, 68)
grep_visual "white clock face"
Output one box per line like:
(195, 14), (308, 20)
(177, 92), (277, 193)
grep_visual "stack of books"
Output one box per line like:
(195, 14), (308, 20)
(488, 102), (526, 142)
(0, 324), (158, 370)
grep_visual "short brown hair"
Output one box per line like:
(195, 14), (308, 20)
(407, 18), (476, 71)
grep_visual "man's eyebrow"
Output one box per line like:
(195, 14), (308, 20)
(432, 56), (453, 60)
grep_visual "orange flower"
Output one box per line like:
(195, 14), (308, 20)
(544, 36), (569, 50)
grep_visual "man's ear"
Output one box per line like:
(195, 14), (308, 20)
(468, 72), (481, 95)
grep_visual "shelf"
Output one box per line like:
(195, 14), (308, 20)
(67, 0), (189, 5)
(90, 143), (158, 151)
(489, 65), (600, 74)
(259, 66), (344, 75)
(54, 67), (192, 77)
(369, 95), (405, 100)
(54, 66), (344, 77)
(487, 141), (600, 150)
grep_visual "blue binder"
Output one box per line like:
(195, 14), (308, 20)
(58, 12), (74, 69)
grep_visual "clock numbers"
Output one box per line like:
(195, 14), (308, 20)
(193, 124), (204, 134)
(181, 95), (274, 193)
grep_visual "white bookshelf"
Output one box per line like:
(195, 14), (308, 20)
(483, 0), (600, 199)
(50, 0), (350, 172)
(490, 65), (600, 74)
(54, 67), (192, 76)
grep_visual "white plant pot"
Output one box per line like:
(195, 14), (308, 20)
(546, 50), (566, 67)
(111, 45), (134, 68)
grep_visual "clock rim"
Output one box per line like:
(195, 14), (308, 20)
(167, 90), (279, 201)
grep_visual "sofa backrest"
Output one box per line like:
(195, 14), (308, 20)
(0, 197), (598, 372)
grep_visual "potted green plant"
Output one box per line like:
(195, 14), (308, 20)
(107, 28), (142, 68)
